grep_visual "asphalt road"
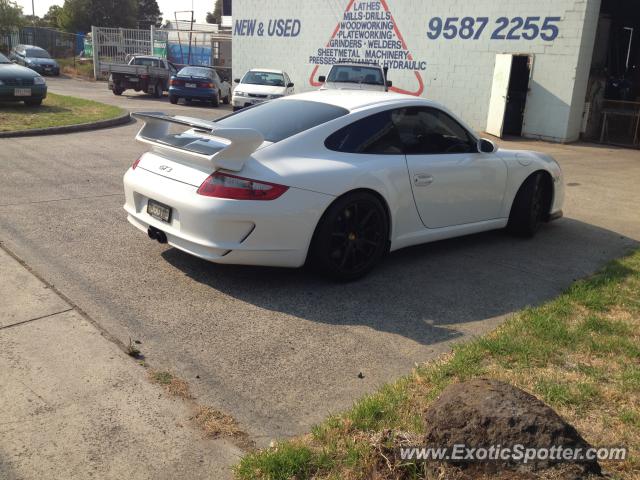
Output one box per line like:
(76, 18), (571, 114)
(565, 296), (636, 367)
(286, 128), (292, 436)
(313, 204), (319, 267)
(1, 77), (639, 446)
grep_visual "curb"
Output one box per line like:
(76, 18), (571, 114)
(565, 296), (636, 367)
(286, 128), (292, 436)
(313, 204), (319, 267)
(0, 111), (132, 138)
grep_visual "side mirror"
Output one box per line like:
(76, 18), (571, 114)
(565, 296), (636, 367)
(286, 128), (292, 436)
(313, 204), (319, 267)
(479, 138), (497, 153)
(386, 80), (392, 87)
(318, 75), (326, 82)
(234, 78), (240, 83)
(287, 82), (294, 88)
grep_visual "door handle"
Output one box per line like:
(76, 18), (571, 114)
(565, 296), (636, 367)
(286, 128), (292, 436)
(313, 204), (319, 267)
(413, 174), (434, 186)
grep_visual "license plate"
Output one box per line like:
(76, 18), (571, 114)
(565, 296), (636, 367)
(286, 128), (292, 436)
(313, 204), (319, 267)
(186, 83), (196, 88)
(147, 199), (172, 223)
(128, 77), (138, 82)
(14, 88), (31, 97)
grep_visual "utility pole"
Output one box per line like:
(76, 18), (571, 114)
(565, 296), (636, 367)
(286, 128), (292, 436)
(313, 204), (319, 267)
(31, 0), (36, 26)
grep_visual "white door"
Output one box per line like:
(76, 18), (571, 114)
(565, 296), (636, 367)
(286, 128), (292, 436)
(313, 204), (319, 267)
(486, 54), (514, 138)
(395, 107), (507, 229)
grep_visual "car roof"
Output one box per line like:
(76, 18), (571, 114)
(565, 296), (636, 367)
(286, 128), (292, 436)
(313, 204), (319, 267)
(247, 68), (284, 74)
(19, 45), (45, 50)
(281, 90), (440, 112)
(330, 63), (382, 68)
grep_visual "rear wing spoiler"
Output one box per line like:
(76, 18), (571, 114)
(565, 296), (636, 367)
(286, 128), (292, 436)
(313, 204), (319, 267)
(132, 112), (264, 172)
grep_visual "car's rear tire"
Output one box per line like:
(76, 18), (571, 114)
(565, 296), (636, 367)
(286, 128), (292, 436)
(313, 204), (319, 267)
(24, 98), (42, 106)
(212, 91), (220, 107)
(169, 95), (178, 104)
(507, 172), (550, 238)
(308, 191), (389, 281)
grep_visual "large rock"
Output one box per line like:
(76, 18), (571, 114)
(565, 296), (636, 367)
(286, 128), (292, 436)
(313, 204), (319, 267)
(423, 378), (601, 475)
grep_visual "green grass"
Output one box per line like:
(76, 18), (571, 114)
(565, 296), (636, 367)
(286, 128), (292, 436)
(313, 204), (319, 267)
(235, 250), (640, 480)
(0, 92), (124, 132)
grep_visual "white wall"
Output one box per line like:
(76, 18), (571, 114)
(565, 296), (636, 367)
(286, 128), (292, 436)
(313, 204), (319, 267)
(233, 0), (601, 142)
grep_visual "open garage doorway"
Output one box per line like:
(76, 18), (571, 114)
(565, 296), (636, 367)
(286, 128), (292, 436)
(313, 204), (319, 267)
(486, 54), (532, 138)
(583, 0), (640, 147)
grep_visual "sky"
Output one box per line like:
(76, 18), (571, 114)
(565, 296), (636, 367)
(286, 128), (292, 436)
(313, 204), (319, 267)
(14, 0), (216, 24)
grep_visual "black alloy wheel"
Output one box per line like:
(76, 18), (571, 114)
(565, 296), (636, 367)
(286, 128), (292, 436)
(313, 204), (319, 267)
(507, 173), (549, 237)
(309, 192), (388, 281)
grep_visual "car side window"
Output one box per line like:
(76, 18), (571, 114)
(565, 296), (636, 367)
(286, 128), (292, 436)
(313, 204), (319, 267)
(394, 107), (476, 155)
(325, 110), (403, 154)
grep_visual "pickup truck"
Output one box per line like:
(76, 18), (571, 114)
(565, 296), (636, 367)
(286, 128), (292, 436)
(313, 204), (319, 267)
(318, 62), (391, 92)
(101, 55), (178, 97)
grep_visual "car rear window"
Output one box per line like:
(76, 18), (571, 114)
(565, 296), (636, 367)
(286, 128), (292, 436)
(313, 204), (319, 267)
(178, 67), (211, 78)
(132, 57), (159, 67)
(215, 100), (348, 143)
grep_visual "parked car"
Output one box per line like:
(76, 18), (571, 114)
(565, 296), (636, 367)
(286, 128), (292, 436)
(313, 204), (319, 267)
(9, 44), (60, 76)
(232, 69), (294, 111)
(102, 55), (177, 97)
(318, 62), (391, 92)
(0, 53), (47, 106)
(168, 66), (231, 107)
(124, 90), (564, 280)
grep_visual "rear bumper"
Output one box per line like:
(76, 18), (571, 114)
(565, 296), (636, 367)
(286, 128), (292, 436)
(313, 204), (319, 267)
(169, 86), (218, 99)
(123, 166), (334, 267)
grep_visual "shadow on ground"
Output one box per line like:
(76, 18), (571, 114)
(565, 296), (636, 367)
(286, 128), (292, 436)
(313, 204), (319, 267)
(163, 217), (638, 346)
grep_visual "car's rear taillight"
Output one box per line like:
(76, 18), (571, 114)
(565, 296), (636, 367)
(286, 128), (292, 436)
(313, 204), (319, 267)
(132, 156), (142, 170)
(198, 82), (214, 88)
(197, 172), (288, 200)
(170, 78), (184, 86)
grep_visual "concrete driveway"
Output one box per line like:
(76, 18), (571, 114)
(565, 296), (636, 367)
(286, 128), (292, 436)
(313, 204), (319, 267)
(1, 77), (639, 446)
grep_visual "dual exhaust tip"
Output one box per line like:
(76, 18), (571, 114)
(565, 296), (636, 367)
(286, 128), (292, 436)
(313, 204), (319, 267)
(148, 226), (167, 244)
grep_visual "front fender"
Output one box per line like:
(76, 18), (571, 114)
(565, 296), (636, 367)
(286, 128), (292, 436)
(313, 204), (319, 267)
(499, 150), (564, 218)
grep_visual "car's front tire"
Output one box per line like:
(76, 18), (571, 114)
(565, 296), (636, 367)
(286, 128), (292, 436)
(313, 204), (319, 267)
(308, 191), (389, 281)
(507, 172), (551, 237)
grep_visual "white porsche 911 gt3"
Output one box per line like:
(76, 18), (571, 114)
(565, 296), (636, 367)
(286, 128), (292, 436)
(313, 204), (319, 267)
(124, 90), (564, 280)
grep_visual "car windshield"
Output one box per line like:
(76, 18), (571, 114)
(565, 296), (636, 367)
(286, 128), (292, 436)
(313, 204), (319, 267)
(26, 48), (50, 58)
(241, 71), (285, 87)
(327, 66), (384, 85)
(215, 100), (348, 143)
(178, 67), (211, 78)
(0, 53), (10, 64)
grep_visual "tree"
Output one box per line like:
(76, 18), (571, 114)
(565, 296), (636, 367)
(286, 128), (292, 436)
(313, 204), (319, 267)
(205, 1), (221, 24)
(137, 0), (161, 29)
(0, 0), (23, 36)
(58, 0), (137, 33)
(43, 5), (64, 28)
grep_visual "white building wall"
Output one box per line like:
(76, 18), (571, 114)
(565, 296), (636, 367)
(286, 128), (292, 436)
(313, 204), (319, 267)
(233, 0), (601, 142)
